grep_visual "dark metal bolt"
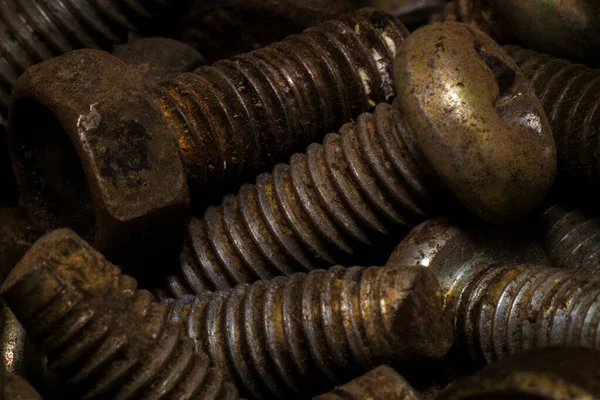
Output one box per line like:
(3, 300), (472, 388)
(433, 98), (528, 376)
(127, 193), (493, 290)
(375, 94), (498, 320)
(437, 347), (600, 399)
(9, 8), (409, 275)
(0, 208), (41, 281)
(505, 46), (600, 193)
(0, 0), (186, 116)
(164, 22), (555, 296)
(539, 204), (600, 273)
(388, 218), (600, 369)
(163, 263), (452, 398)
(312, 365), (421, 400)
(0, 229), (239, 399)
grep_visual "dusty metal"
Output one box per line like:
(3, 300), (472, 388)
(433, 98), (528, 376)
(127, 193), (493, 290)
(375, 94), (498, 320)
(176, 0), (363, 63)
(0, 229), (239, 399)
(0, 208), (41, 281)
(312, 365), (421, 400)
(9, 8), (408, 278)
(437, 347), (600, 399)
(388, 217), (600, 369)
(539, 204), (600, 273)
(163, 263), (452, 398)
(114, 37), (206, 86)
(164, 22), (555, 296)
(506, 46), (600, 195)
(395, 22), (556, 223)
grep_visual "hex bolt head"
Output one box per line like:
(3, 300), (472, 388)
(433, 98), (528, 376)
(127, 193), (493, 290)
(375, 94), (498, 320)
(388, 218), (600, 369)
(0, 229), (238, 399)
(163, 263), (452, 398)
(437, 347), (600, 399)
(8, 9), (409, 278)
(312, 365), (421, 400)
(395, 22), (556, 223)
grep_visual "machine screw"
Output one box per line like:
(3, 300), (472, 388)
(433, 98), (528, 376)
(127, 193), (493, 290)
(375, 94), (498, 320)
(164, 22), (555, 296)
(312, 365), (421, 400)
(437, 347), (600, 399)
(539, 204), (600, 273)
(505, 46), (600, 194)
(388, 217), (600, 369)
(163, 263), (452, 398)
(0, 229), (239, 399)
(9, 8), (409, 275)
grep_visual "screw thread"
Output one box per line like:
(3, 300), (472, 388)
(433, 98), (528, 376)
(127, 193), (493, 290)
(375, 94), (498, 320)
(454, 262), (600, 366)
(505, 45), (600, 184)
(539, 205), (600, 273)
(164, 265), (451, 399)
(1, 230), (238, 399)
(0, 0), (173, 114)
(165, 102), (436, 296)
(155, 8), (409, 202)
(312, 365), (421, 400)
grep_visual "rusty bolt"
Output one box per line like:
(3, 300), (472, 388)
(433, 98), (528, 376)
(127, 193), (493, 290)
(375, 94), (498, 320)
(388, 217), (600, 369)
(312, 365), (421, 400)
(437, 347), (600, 399)
(9, 8), (408, 276)
(505, 46), (600, 195)
(176, 0), (364, 63)
(428, 0), (507, 41)
(539, 204), (600, 273)
(0, 229), (239, 399)
(163, 21), (555, 296)
(0, 0), (188, 117)
(113, 37), (206, 86)
(163, 263), (452, 398)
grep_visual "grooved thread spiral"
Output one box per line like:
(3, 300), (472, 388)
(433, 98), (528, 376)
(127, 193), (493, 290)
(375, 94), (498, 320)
(540, 205), (600, 273)
(1, 230), (238, 399)
(454, 262), (600, 367)
(505, 46), (600, 184)
(0, 0), (173, 115)
(155, 8), (409, 202)
(165, 102), (436, 296)
(312, 365), (421, 400)
(164, 265), (451, 399)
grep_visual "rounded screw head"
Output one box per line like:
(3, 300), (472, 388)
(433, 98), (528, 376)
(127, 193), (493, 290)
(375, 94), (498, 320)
(394, 22), (556, 223)
(8, 49), (189, 273)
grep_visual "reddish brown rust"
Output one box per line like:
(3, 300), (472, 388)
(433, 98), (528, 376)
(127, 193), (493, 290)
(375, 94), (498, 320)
(163, 22), (555, 296)
(9, 8), (408, 279)
(163, 262), (452, 398)
(312, 365), (422, 400)
(389, 218), (600, 370)
(0, 229), (239, 399)
(437, 347), (600, 399)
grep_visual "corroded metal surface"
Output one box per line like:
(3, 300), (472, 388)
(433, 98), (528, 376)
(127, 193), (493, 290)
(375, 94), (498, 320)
(437, 347), (600, 399)
(0, 208), (40, 281)
(395, 22), (556, 223)
(539, 205), (600, 273)
(506, 46), (600, 194)
(312, 365), (422, 400)
(163, 264), (452, 398)
(388, 218), (600, 369)
(0, 229), (238, 399)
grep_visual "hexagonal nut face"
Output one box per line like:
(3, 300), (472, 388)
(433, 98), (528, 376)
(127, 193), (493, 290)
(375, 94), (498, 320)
(8, 49), (189, 275)
(394, 22), (556, 223)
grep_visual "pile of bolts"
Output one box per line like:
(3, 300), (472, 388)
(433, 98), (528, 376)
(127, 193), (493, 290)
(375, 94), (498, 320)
(1, 0), (600, 398)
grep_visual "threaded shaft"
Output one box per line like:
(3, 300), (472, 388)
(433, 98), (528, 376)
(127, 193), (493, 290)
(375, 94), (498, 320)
(0, 0), (174, 115)
(453, 262), (600, 367)
(155, 8), (409, 203)
(539, 205), (600, 273)
(312, 365), (421, 400)
(505, 46), (600, 185)
(164, 265), (452, 399)
(165, 102), (437, 296)
(0, 229), (238, 399)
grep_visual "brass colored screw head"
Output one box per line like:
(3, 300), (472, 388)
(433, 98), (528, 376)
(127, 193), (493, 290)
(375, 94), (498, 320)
(395, 22), (556, 223)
